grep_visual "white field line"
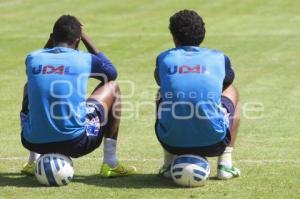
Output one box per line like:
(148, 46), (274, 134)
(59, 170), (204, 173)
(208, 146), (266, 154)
(0, 157), (299, 164)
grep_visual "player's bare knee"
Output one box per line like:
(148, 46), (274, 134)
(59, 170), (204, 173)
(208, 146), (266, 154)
(231, 85), (239, 103)
(108, 81), (121, 99)
(223, 85), (239, 106)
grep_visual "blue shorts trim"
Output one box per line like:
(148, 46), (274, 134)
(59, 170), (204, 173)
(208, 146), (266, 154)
(85, 99), (105, 137)
(155, 96), (235, 157)
(21, 100), (105, 158)
(155, 128), (231, 157)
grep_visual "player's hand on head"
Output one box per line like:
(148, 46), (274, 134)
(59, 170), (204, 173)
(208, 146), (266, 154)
(81, 31), (87, 40)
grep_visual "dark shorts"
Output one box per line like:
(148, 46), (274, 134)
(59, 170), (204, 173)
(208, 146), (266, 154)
(156, 96), (235, 157)
(21, 99), (105, 158)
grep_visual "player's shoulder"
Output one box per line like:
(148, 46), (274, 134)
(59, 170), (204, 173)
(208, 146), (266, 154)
(26, 48), (60, 59)
(76, 49), (90, 56)
(25, 48), (45, 64)
(201, 47), (225, 56)
(201, 47), (231, 61)
(156, 47), (178, 62)
(74, 49), (92, 59)
(58, 48), (91, 58)
(203, 48), (233, 68)
(26, 48), (45, 57)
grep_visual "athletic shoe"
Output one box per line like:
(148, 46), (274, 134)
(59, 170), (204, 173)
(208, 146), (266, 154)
(158, 165), (171, 179)
(217, 165), (240, 180)
(100, 162), (137, 177)
(21, 162), (35, 176)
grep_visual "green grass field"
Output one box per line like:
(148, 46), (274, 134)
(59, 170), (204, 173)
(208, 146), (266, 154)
(0, 0), (300, 198)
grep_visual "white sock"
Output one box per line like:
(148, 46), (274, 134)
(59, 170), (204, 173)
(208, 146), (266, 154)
(103, 138), (117, 167)
(218, 147), (233, 168)
(163, 149), (174, 167)
(28, 151), (40, 164)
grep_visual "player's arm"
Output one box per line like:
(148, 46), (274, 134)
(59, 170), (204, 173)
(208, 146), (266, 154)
(21, 55), (31, 115)
(154, 68), (160, 85)
(90, 53), (117, 82)
(81, 31), (100, 55)
(154, 57), (160, 85)
(223, 55), (235, 90)
(81, 32), (117, 81)
(21, 82), (29, 115)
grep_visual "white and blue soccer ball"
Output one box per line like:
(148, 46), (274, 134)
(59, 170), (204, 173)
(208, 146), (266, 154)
(171, 154), (210, 187)
(35, 153), (74, 186)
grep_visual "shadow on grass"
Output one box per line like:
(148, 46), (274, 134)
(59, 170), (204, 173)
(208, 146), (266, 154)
(0, 173), (179, 189)
(0, 172), (40, 187)
(209, 176), (222, 181)
(73, 174), (179, 189)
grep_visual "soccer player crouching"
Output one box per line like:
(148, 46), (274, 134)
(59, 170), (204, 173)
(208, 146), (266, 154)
(155, 10), (240, 180)
(20, 15), (136, 177)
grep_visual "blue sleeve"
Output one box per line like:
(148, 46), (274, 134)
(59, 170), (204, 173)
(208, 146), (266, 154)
(21, 83), (29, 114)
(223, 55), (235, 90)
(25, 54), (32, 75)
(91, 52), (117, 81)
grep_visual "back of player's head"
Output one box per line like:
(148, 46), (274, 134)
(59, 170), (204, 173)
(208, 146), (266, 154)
(52, 15), (81, 45)
(169, 10), (206, 46)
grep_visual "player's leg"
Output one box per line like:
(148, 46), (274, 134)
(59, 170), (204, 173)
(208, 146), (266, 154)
(21, 151), (40, 175)
(88, 81), (136, 177)
(91, 82), (121, 140)
(155, 90), (174, 178)
(224, 86), (240, 148)
(218, 85), (241, 179)
(158, 149), (174, 178)
(20, 99), (40, 175)
(88, 81), (120, 167)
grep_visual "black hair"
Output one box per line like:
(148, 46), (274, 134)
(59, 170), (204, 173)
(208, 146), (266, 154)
(169, 10), (206, 46)
(52, 15), (81, 44)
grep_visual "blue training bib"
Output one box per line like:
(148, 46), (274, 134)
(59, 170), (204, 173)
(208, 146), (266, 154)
(23, 47), (92, 143)
(156, 46), (227, 147)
